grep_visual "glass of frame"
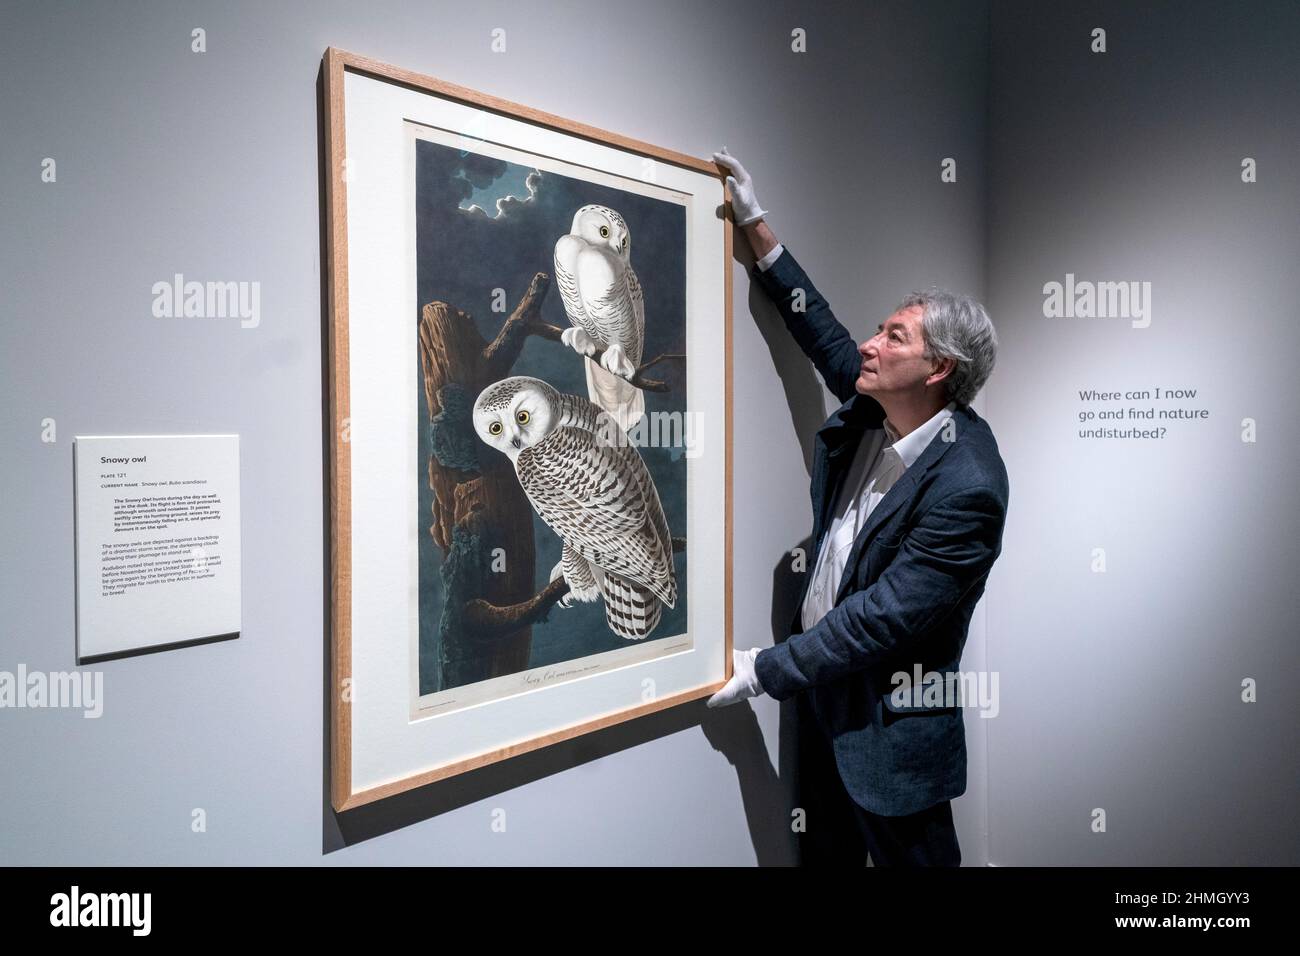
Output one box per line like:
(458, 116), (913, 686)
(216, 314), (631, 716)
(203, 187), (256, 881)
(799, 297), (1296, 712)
(323, 48), (733, 810)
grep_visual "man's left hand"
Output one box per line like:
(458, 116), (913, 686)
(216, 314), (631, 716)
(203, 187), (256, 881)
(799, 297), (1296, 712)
(707, 648), (766, 707)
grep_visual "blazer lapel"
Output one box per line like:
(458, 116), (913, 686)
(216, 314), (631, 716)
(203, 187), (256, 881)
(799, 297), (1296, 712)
(832, 403), (970, 604)
(812, 394), (886, 541)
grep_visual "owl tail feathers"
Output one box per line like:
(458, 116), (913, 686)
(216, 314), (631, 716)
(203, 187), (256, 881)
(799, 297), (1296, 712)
(585, 356), (644, 433)
(600, 573), (663, 640)
(659, 569), (678, 610)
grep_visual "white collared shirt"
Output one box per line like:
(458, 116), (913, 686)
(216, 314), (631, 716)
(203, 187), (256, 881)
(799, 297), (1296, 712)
(800, 400), (957, 631)
(756, 243), (785, 271)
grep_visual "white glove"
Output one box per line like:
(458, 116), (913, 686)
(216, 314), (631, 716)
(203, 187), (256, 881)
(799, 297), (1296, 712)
(713, 147), (769, 226)
(707, 647), (766, 707)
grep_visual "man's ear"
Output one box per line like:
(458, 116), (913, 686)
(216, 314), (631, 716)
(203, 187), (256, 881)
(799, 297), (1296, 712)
(928, 356), (957, 386)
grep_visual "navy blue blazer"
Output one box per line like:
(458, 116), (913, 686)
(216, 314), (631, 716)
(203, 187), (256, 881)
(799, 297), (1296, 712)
(750, 247), (1009, 817)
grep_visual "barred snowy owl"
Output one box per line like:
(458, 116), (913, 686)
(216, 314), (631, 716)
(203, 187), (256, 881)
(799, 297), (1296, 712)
(554, 204), (646, 432)
(472, 375), (676, 640)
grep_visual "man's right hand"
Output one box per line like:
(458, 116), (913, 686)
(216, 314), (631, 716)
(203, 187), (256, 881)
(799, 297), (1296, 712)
(713, 147), (768, 226)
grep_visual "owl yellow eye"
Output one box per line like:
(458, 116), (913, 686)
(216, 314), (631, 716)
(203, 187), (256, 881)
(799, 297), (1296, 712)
(488, 421), (503, 435)
(599, 225), (609, 238)
(516, 409), (530, 425)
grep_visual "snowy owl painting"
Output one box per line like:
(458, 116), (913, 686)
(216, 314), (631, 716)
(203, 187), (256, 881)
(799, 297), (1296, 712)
(472, 375), (676, 640)
(553, 204), (646, 433)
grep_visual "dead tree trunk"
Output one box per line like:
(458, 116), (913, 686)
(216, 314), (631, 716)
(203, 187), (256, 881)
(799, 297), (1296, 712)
(418, 274), (556, 690)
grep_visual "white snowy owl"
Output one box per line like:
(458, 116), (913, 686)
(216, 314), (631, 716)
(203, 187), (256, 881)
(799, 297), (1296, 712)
(472, 375), (676, 640)
(553, 204), (646, 432)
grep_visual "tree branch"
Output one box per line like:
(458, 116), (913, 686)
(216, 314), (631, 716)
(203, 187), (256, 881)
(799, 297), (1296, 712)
(460, 536), (689, 641)
(462, 577), (571, 639)
(481, 271), (552, 377)
(525, 321), (685, 392)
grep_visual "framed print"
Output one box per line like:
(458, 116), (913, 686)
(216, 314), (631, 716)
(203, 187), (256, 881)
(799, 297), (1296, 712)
(322, 49), (733, 810)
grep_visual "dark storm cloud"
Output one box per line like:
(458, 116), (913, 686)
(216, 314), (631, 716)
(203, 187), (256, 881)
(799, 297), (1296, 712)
(460, 151), (508, 188)
(417, 139), (544, 225)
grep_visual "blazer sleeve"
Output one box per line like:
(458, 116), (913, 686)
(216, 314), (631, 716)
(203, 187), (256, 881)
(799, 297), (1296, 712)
(754, 487), (1006, 700)
(749, 247), (864, 404)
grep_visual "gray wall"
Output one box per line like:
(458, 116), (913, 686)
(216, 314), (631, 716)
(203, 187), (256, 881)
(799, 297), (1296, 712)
(0, 0), (990, 864)
(984, 0), (1300, 864)
(14, 0), (1289, 869)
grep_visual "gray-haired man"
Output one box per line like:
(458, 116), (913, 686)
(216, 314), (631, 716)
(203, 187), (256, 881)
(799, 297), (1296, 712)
(708, 149), (1009, 867)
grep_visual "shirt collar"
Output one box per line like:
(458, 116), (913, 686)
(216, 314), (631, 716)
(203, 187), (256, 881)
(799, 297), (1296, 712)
(883, 400), (957, 469)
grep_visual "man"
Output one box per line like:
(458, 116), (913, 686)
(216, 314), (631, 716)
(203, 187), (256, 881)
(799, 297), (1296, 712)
(706, 149), (1009, 867)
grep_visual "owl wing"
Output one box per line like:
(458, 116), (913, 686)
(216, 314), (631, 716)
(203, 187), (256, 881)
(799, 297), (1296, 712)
(553, 234), (595, 338)
(517, 426), (675, 606)
(623, 265), (646, 366)
(574, 245), (641, 356)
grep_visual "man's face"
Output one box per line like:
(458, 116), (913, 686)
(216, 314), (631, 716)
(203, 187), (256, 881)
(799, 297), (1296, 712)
(856, 305), (942, 397)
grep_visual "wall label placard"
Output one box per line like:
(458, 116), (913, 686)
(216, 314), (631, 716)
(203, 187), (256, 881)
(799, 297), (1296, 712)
(73, 435), (241, 663)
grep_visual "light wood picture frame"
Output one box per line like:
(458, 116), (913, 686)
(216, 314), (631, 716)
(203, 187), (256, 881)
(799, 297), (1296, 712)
(323, 48), (733, 811)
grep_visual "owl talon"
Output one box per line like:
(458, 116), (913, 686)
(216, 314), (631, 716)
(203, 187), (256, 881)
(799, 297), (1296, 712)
(562, 326), (597, 357)
(600, 343), (636, 379)
(549, 560), (576, 609)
